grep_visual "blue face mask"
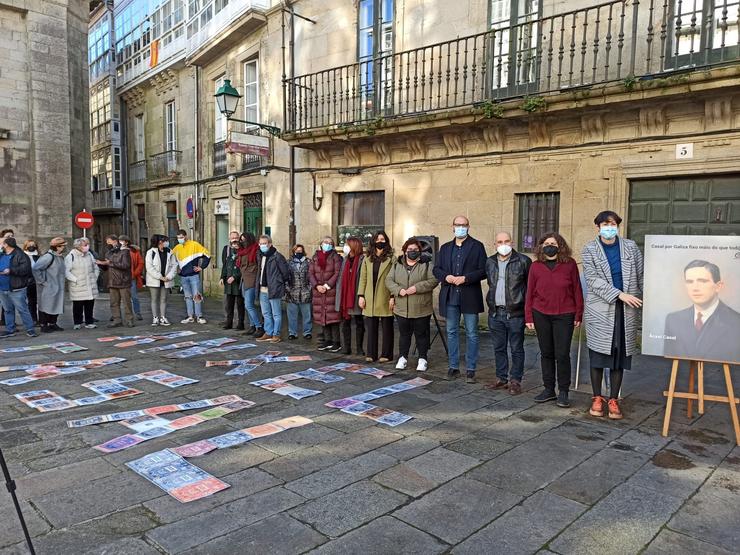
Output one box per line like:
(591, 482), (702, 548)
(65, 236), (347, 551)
(454, 226), (468, 239)
(599, 225), (618, 240)
(259, 245), (269, 253)
(321, 243), (333, 252)
(177, 238), (185, 245)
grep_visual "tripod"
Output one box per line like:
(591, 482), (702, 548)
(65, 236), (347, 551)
(413, 311), (448, 356)
(0, 447), (36, 554)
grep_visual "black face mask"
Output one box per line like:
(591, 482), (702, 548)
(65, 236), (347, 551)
(27, 247), (37, 253)
(375, 242), (386, 249)
(294, 252), (305, 259)
(406, 250), (420, 260)
(543, 245), (559, 257)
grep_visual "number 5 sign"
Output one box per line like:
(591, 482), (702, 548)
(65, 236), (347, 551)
(675, 143), (693, 160)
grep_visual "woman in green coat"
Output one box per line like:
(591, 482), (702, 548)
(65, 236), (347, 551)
(220, 239), (244, 330)
(386, 237), (439, 371)
(358, 231), (394, 363)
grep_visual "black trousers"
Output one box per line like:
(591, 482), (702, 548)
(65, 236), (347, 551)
(38, 311), (59, 326)
(365, 316), (394, 360)
(323, 322), (340, 345)
(72, 299), (95, 325)
(27, 285), (38, 322)
(341, 315), (365, 354)
(397, 314), (431, 359)
(224, 293), (245, 326)
(532, 309), (575, 392)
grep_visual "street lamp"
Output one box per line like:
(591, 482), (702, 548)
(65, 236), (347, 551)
(214, 79), (281, 136)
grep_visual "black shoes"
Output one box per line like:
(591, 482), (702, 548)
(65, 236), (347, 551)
(244, 325), (257, 335)
(235, 323), (245, 331)
(557, 390), (570, 408)
(534, 389), (557, 403)
(444, 369), (461, 381)
(222, 322), (233, 330)
(253, 328), (265, 339)
(317, 342), (331, 351)
(327, 344), (342, 353)
(304, 333), (312, 340)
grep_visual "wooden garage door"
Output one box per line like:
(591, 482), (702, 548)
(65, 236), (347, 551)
(628, 175), (740, 248)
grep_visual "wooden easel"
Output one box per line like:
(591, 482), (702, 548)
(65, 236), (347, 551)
(662, 357), (740, 446)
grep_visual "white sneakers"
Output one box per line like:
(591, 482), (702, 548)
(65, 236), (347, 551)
(197, 317), (207, 324)
(396, 357), (428, 371)
(395, 356), (408, 370)
(152, 317), (159, 326)
(417, 359), (428, 372)
(85, 323), (97, 329)
(159, 317), (171, 326)
(181, 317), (195, 324)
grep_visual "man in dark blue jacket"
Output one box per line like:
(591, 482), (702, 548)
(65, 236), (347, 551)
(433, 216), (487, 382)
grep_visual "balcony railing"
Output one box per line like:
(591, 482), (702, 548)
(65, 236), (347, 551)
(213, 141), (228, 176)
(186, 0), (269, 59)
(129, 160), (146, 185)
(117, 32), (187, 89)
(286, 0), (740, 132)
(90, 188), (123, 211)
(148, 150), (183, 180)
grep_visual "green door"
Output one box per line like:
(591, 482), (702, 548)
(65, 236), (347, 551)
(243, 193), (263, 236)
(628, 175), (740, 248)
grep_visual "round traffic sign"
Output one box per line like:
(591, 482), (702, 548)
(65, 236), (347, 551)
(186, 197), (194, 219)
(74, 211), (94, 229)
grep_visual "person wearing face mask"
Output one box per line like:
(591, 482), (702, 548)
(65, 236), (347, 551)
(285, 244), (313, 340)
(23, 240), (40, 324)
(32, 237), (68, 333)
(309, 237), (343, 351)
(171, 229), (211, 324)
(335, 237), (365, 355)
(386, 237), (439, 371)
(119, 235), (144, 321)
(221, 230), (242, 325)
(524, 233), (583, 408)
(64, 237), (100, 330)
(0, 237), (38, 338)
(145, 234), (178, 326)
(358, 231), (395, 363)
(433, 216), (487, 383)
(236, 232), (264, 337)
(255, 235), (290, 343)
(581, 211), (644, 420)
(485, 231), (532, 394)
(96, 234), (134, 328)
(220, 238), (245, 330)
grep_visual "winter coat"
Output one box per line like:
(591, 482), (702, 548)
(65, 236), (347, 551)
(221, 248), (242, 296)
(64, 249), (100, 301)
(32, 251), (66, 315)
(286, 256), (312, 305)
(309, 250), (342, 326)
(358, 255), (394, 318)
(335, 254), (364, 316)
(237, 252), (259, 290)
(385, 254), (439, 319)
(485, 250), (532, 318)
(105, 247), (132, 289)
(145, 248), (178, 288)
(582, 237), (644, 357)
(130, 246), (144, 288)
(257, 247), (290, 299)
(433, 235), (487, 315)
(5, 249), (33, 291)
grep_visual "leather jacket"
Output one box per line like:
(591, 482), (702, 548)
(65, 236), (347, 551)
(485, 249), (532, 318)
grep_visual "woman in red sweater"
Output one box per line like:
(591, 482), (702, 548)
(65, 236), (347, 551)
(525, 233), (583, 408)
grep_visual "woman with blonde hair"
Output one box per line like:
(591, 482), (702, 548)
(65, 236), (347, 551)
(64, 237), (100, 329)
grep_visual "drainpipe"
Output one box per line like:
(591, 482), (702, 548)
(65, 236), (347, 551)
(288, 2), (297, 248)
(194, 66), (201, 241)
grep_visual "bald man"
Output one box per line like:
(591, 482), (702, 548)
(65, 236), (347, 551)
(433, 215), (487, 383)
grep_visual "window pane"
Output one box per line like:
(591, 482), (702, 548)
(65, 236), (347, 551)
(359, 0), (374, 29)
(517, 192), (559, 252)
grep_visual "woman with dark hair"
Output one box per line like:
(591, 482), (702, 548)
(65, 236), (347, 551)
(335, 236), (365, 356)
(220, 236), (244, 330)
(286, 244), (313, 340)
(386, 237), (439, 371)
(236, 232), (264, 337)
(582, 210), (643, 420)
(23, 239), (40, 324)
(309, 236), (343, 352)
(358, 231), (395, 363)
(525, 233), (583, 408)
(145, 234), (178, 326)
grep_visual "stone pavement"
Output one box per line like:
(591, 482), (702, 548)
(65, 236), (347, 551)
(0, 294), (738, 554)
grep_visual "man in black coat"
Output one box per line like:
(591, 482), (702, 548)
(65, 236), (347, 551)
(0, 237), (38, 338)
(663, 259), (740, 363)
(221, 230), (243, 323)
(433, 215), (487, 382)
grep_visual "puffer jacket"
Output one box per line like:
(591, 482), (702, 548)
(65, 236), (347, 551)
(145, 248), (178, 288)
(485, 249), (532, 318)
(105, 246), (132, 289)
(385, 254), (439, 318)
(64, 249), (100, 301)
(286, 255), (312, 304)
(309, 250), (342, 326)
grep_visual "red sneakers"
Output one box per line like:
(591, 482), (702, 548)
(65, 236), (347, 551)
(608, 398), (624, 420)
(589, 395), (606, 417)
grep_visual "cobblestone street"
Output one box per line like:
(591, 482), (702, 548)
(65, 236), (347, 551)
(1, 295), (738, 554)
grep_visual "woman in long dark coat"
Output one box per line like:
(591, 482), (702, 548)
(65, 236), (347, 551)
(309, 236), (342, 352)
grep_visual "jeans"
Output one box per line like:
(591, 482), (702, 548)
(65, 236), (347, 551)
(397, 314), (431, 359)
(180, 275), (203, 318)
(0, 288), (35, 333)
(150, 287), (168, 319)
(72, 299), (95, 325)
(242, 286), (262, 328)
(131, 282), (141, 315)
(287, 302), (312, 336)
(259, 291), (283, 336)
(446, 305), (480, 372)
(489, 311), (526, 382)
(532, 309), (575, 392)
(110, 287), (134, 325)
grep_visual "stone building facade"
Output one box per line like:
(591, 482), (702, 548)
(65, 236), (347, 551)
(0, 0), (89, 244)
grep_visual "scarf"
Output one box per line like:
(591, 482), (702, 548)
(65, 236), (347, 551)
(340, 255), (360, 320)
(236, 243), (258, 266)
(316, 249), (329, 269)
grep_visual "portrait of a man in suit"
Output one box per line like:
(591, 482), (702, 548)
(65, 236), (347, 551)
(663, 259), (740, 363)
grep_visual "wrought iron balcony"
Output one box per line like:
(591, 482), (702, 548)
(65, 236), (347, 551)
(285, 0), (740, 133)
(129, 159), (146, 186)
(213, 141), (228, 176)
(148, 150), (183, 181)
(90, 188), (123, 212)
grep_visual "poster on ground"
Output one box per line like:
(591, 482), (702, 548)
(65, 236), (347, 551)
(642, 235), (740, 364)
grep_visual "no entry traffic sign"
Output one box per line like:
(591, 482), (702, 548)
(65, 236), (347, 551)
(74, 211), (94, 229)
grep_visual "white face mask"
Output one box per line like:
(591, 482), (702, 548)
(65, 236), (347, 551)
(342, 244), (351, 255)
(497, 244), (512, 256)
